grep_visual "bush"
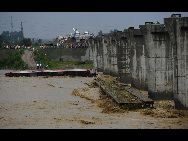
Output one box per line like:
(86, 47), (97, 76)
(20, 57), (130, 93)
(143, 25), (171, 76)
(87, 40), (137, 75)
(59, 58), (63, 62)
(0, 51), (26, 70)
(35, 50), (53, 69)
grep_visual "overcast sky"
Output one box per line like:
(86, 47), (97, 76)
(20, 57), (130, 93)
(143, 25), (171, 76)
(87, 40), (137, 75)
(0, 12), (188, 40)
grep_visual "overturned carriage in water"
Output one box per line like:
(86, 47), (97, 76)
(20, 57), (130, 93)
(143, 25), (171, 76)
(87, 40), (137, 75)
(5, 69), (97, 77)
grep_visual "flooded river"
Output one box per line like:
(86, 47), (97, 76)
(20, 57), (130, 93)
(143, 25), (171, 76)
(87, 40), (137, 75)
(0, 70), (15, 76)
(0, 75), (187, 129)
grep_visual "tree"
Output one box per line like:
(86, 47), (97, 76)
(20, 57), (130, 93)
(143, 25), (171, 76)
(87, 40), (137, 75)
(0, 35), (9, 48)
(109, 29), (118, 33)
(97, 30), (103, 36)
(19, 38), (32, 46)
(156, 21), (160, 24)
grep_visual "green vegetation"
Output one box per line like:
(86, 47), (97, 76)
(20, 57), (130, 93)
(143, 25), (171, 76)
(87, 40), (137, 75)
(0, 51), (27, 70)
(60, 60), (93, 69)
(97, 30), (103, 36)
(0, 50), (93, 70)
(35, 50), (53, 69)
(19, 38), (32, 46)
(0, 37), (32, 48)
(0, 35), (8, 48)
(35, 50), (93, 70)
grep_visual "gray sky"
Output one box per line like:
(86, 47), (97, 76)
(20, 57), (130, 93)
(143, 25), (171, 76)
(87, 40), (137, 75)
(0, 12), (188, 40)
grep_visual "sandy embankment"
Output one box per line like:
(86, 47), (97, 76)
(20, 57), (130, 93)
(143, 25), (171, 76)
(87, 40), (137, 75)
(0, 75), (188, 129)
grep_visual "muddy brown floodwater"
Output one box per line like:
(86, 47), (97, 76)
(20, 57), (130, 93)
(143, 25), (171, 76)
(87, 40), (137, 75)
(0, 75), (188, 129)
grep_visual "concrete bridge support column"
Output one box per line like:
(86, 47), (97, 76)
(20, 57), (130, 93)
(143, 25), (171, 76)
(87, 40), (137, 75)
(86, 39), (94, 62)
(128, 27), (148, 90)
(103, 36), (111, 75)
(141, 23), (174, 100)
(116, 31), (131, 84)
(117, 38), (131, 83)
(90, 38), (100, 72)
(96, 37), (104, 72)
(109, 36), (119, 77)
(165, 17), (188, 109)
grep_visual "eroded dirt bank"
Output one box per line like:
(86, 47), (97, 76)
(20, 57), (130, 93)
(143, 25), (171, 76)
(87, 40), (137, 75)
(0, 75), (187, 129)
(21, 50), (36, 69)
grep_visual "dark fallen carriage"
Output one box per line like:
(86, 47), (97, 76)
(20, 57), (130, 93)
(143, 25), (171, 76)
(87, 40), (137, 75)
(5, 69), (97, 77)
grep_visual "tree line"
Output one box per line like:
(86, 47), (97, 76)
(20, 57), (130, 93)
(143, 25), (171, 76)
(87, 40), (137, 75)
(0, 36), (32, 48)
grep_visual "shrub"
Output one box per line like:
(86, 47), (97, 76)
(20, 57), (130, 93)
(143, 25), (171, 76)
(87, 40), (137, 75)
(0, 51), (26, 70)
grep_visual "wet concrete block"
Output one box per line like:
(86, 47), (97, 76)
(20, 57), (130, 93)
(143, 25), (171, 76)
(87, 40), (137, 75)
(147, 58), (155, 71)
(148, 91), (173, 100)
(120, 73), (131, 84)
(147, 71), (156, 93)
(151, 24), (166, 33)
(178, 60), (186, 76)
(174, 98), (188, 110)
(155, 58), (166, 71)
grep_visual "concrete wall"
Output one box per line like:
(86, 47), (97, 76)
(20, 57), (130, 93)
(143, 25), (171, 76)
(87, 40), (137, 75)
(40, 48), (87, 61)
(165, 17), (188, 109)
(108, 32), (119, 77)
(85, 15), (188, 109)
(117, 31), (131, 84)
(86, 31), (131, 84)
(128, 28), (148, 91)
(140, 24), (174, 100)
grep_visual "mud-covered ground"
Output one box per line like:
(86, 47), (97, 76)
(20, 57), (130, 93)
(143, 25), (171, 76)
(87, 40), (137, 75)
(21, 50), (36, 69)
(0, 75), (188, 129)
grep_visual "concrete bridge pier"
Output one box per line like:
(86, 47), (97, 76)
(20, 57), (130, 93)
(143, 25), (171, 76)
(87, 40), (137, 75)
(140, 23), (174, 100)
(128, 27), (148, 90)
(103, 36), (111, 75)
(165, 16), (188, 109)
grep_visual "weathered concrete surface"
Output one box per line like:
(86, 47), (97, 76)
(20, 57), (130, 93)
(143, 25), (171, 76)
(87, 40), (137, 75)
(108, 32), (120, 77)
(140, 24), (174, 100)
(165, 17), (188, 109)
(128, 28), (147, 90)
(86, 31), (131, 84)
(116, 31), (131, 84)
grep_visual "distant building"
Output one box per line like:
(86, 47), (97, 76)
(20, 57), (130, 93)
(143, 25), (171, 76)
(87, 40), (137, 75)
(1, 21), (24, 43)
(38, 39), (42, 44)
(73, 31), (93, 43)
(52, 28), (94, 46)
(1, 30), (24, 43)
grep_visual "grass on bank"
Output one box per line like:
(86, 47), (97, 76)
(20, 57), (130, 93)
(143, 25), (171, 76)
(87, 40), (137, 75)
(35, 50), (93, 70)
(0, 50), (93, 70)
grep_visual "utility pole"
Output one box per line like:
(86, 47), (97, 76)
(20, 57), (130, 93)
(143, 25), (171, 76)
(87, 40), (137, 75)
(21, 22), (24, 39)
(21, 22), (23, 33)
(11, 16), (13, 32)
(10, 16), (14, 43)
